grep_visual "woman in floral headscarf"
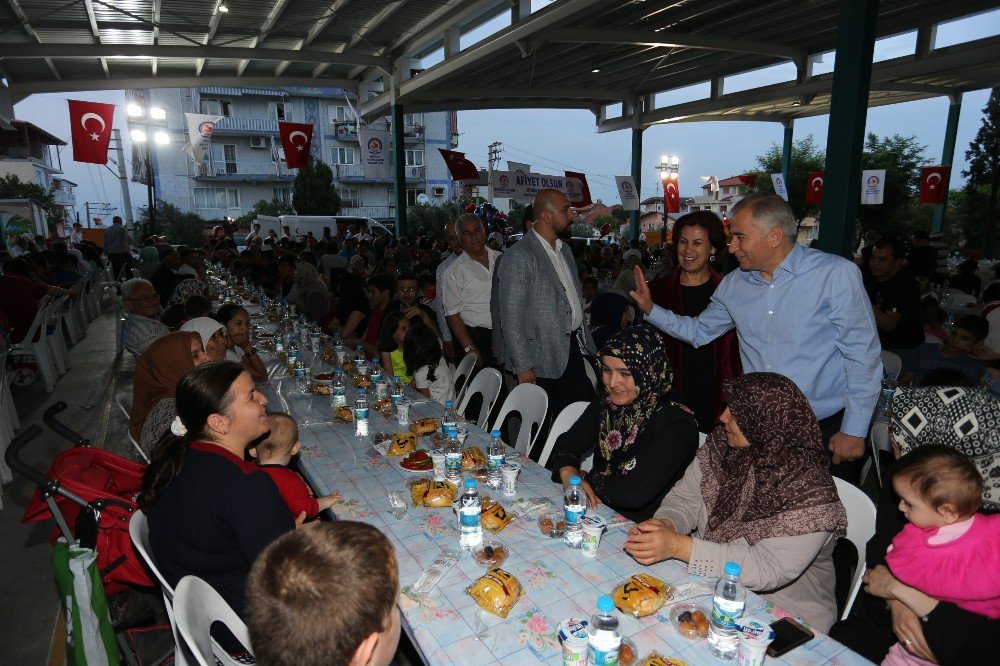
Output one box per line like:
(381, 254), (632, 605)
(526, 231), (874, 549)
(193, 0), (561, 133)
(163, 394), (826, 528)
(625, 372), (847, 631)
(548, 325), (698, 523)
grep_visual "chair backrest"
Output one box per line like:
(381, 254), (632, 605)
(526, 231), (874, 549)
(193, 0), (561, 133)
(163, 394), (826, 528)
(174, 576), (253, 666)
(580, 451), (595, 473)
(456, 368), (502, 428)
(698, 431), (708, 448)
(833, 478), (877, 620)
(19, 296), (52, 345)
(583, 357), (597, 390)
(489, 383), (549, 456)
(536, 401), (589, 468)
(880, 350), (902, 378)
(116, 391), (134, 420)
(452, 353), (478, 406)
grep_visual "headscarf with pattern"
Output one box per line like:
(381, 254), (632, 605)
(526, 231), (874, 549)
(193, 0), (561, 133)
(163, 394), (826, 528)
(891, 386), (1000, 510)
(596, 325), (675, 476)
(699, 373), (847, 545)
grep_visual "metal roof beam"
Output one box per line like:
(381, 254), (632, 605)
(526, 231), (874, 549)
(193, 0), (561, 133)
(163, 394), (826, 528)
(81, 0), (110, 79)
(870, 82), (955, 96)
(275, 0), (352, 77)
(407, 87), (630, 101)
(238, 0), (292, 76)
(542, 28), (806, 61)
(5, 0), (61, 80)
(406, 100), (597, 114)
(312, 0), (405, 78)
(151, 0), (161, 77)
(0, 44), (392, 68)
(196, 8), (223, 76)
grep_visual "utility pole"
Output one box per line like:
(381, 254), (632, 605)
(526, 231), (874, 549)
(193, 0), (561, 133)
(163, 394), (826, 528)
(110, 129), (134, 230)
(487, 141), (502, 202)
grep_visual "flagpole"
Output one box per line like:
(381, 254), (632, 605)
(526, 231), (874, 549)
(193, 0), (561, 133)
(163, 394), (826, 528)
(111, 129), (134, 230)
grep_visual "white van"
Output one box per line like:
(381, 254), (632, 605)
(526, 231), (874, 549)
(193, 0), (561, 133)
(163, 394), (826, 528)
(250, 215), (394, 242)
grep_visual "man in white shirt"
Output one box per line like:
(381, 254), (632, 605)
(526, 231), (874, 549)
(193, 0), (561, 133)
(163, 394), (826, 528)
(441, 214), (500, 369)
(121, 278), (169, 357)
(69, 223), (84, 245)
(434, 220), (462, 361)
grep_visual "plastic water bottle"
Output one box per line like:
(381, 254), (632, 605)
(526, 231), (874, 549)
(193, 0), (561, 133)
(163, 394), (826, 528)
(459, 479), (483, 550)
(941, 279), (952, 306)
(564, 476), (586, 549)
(294, 359), (306, 390)
(588, 595), (621, 666)
(370, 359), (382, 383)
(353, 388), (370, 437)
(354, 344), (365, 362)
(331, 369), (347, 408)
(390, 376), (404, 405)
(879, 373), (897, 419)
(486, 429), (505, 489)
(442, 400), (458, 436)
(708, 562), (746, 660)
(444, 433), (462, 483)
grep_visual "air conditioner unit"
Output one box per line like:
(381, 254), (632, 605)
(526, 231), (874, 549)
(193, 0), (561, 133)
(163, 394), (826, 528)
(250, 137), (268, 149)
(432, 186), (445, 197)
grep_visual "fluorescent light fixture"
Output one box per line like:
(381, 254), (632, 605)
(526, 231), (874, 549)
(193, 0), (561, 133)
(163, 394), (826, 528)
(154, 131), (170, 145)
(150, 107), (166, 120)
(217, 1), (229, 12)
(126, 104), (143, 117)
(590, 66), (601, 73)
(130, 129), (147, 142)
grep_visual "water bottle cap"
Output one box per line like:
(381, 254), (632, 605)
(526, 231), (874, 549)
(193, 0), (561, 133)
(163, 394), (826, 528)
(445, 401), (454, 407)
(358, 388), (366, 395)
(372, 358), (379, 363)
(596, 595), (615, 612)
(464, 479), (477, 488)
(393, 376), (400, 381)
(569, 475), (581, 486)
(490, 430), (501, 438)
(724, 561), (742, 576)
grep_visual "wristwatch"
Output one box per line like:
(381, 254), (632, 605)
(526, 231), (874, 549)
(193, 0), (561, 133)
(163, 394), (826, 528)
(245, 347), (257, 356)
(463, 343), (477, 353)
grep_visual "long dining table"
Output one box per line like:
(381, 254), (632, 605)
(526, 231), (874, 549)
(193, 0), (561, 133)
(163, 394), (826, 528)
(249, 323), (873, 665)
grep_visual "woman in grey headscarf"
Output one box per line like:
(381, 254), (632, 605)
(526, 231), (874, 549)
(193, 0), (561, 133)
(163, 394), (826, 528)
(295, 262), (331, 322)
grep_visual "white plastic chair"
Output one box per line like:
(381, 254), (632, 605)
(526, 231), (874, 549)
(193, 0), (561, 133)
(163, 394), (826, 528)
(698, 431), (708, 448)
(583, 358), (597, 390)
(0, 349), (14, 484)
(580, 450), (595, 473)
(130, 511), (189, 666)
(489, 383), (549, 456)
(174, 575), (254, 666)
(880, 350), (902, 379)
(861, 420), (892, 488)
(46, 295), (71, 375)
(833, 478), (877, 621)
(9, 297), (57, 392)
(129, 431), (150, 463)
(115, 391), (133, 420)
(69, 275), (90, 337)
(452, 353), (477, 406)
(536, 401), (589, 468)
(456, 368), (503, 428)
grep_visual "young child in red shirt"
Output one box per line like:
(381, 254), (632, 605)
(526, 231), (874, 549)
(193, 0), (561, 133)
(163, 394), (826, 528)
(250, 412), (338, 520)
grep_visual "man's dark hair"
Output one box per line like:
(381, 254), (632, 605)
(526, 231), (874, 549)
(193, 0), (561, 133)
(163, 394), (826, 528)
(982, 283), (1000, 304)
(185, 295), (211, 319)
(874, 236), (906, 261)
(918, 367), (973, 388)
(367, 273), (393, 295)
(582, 276), (598, 289)
(395, 271), (418, 286)
(955, 314), (989, 341)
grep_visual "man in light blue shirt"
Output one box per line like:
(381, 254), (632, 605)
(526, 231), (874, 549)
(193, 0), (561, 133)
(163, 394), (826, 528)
(631, 193), (881, 479)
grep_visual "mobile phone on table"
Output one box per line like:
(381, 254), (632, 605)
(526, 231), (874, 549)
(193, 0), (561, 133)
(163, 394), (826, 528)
(766, 617), (814, 657)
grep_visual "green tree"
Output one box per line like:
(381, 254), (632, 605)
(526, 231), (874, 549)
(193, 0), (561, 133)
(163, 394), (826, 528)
(407, 201), (462, 238)
(747, 135), (826, 219)
(0, 173), (56, 211)
(235, 198), (294, 228)
(856, 133), (930, 238)
(610, 206), (629, 223)
(137, 202), (206, 246)
(963, 88), (1000, 255)
(292, 159), (341, 215)
(570, 222), (595, 238)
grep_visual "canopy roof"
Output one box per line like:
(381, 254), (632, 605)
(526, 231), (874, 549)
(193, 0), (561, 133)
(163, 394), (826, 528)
(0, 0), (997, 131)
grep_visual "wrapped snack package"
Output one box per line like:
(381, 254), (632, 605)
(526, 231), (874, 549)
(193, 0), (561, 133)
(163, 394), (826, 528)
(640, 654), (687, 666)
(462, 446), (486, 470)
(481, 498), (513, 533)
(467, 568), (523, 618)
(409, 478), (457, 507)
(335, 406), (353, 422)
(409, 417), (439, 435)
(612, 573), (672, 618)
(387, 432), (417, 456)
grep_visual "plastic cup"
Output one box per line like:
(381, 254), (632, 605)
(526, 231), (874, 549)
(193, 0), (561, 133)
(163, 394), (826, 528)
(579, 514), (607, 558)
(558, 618), (589, 665)
(431, 452), (446, 482)
(501, 461), (520, 497)
(737, 618), (775, 666)
(397, 400), (410, 425)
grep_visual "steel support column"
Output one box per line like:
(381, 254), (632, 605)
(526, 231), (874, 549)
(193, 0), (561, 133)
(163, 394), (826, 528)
(392, 103), (407, 237)
(817, 0), (878, 258)
(781, 119), (794, 181)
(630, 126), (642, 241)
(932, 94), (963, 234)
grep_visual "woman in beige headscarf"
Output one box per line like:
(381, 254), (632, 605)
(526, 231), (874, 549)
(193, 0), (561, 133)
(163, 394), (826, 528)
(294, 262), (331, 322)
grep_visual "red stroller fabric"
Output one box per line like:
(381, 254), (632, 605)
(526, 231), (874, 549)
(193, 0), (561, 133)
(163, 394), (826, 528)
(23, 446), (154, 593)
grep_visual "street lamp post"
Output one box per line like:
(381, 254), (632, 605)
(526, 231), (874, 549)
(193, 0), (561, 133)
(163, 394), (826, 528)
(127, 103), (169, 237)
(656, 154), (680, 242)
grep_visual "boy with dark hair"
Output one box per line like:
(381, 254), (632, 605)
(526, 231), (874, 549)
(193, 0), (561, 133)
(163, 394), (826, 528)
(246, 522), (400, 666)
(904, 315), (990, 387)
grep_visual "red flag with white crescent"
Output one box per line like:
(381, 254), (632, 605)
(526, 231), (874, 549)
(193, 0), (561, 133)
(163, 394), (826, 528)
(919, 166), (950, 204)
(805, 171), (825, 204)
(664, 176), (681, 213)
(68, 99), (115, 164)
(438, 149), (481, 181)
(278, 122), (313, 168)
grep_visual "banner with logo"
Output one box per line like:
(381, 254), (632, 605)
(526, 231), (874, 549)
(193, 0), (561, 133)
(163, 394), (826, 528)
(491, 171), (518, 198)
(770, 173), (789, 201)
(616, 176), (639, 211)
(564, 171), (593, 207)
(509, 172), (586, 205)
(183, 113), (222, 164)
(861, 169), (886, 205)
(68, 99), (115, 164)
(507, 161), (531, 175)
(358, 127), (391, 179)
(919, 166), (950, 204)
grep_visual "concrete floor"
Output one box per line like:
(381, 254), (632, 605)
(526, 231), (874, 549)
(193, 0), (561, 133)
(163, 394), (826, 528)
(0, 311), (138, 665)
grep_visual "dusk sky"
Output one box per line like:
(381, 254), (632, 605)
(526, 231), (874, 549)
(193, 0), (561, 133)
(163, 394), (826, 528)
(12, 7), (999, 221)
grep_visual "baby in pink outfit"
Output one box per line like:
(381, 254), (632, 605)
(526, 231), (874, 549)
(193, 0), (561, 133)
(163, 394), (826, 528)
(882, 445), (1000, 666)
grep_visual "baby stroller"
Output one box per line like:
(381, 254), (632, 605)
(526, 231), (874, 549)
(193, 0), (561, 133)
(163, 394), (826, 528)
(7, 402), (172, 665)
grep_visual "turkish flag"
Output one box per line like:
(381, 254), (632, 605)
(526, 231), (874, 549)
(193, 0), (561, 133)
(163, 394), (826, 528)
(564, 171), (593, 207)
(919, 166), (951, 204)
(663, 175), (680, 213)
(278, 122), (313, 168)
(805, 171), (825, 204)
(438, 149), (480, 181)
(68, 99), (115, 164)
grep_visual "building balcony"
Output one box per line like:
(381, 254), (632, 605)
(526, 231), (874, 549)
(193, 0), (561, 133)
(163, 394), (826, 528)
(197, 160), (296, 181)
(212, 116), (279, 135)
(52, 189), (76, 207)
(334, 163), (424, 183)
(339, 206), (394, 221)
(332, 123), (424, 144)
